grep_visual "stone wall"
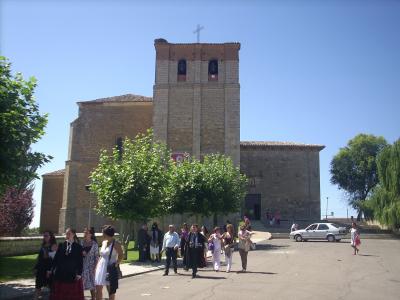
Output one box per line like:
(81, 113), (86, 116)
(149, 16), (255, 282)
(153, 39), (240, 166)
(0, 234), (113, 257)
(240, 142), (324, 222)
(58, 96), (153, 233)
(40, 171), (65, 233)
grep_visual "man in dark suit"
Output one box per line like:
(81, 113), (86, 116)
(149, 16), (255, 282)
(187, 224), (205, 278)
(137, 224), (150, 262)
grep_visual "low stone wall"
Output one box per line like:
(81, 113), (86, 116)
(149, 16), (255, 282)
(0, 233), (114, 257)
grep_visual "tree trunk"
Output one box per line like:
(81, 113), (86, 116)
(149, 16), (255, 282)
(213, 213), (218, 227)
(357, 211), (362, 222)
(119, 220), (131, 260)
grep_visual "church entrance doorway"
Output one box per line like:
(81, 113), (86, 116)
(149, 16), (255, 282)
(244, 194), (261, 220)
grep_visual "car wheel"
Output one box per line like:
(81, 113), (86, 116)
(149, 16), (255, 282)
(336, 239), (341, 242)
(295, 235), (303, 242)
(327, 235), (335, 242)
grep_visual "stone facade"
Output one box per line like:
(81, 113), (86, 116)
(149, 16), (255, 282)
(240, 142), (324, 222)
(39, 39), (325, 234)
(58, 95), (153, 233)
(153, 39), (240, 165)
(40, 170), (65, 233)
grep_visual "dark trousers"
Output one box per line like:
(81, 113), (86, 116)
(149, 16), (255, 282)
(180, 240), (187, 267)
(188, 248), (199, 275)
(165, 248), (177, 274)
(239, 249), (248, 270)
(138, 245), (147, 262)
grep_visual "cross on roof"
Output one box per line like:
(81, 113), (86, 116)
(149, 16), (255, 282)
(193, 24), (204, 43)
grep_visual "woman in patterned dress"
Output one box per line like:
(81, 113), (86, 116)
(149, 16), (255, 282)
(82, 227), (99, 300)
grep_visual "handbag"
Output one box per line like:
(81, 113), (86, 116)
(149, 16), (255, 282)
(224, 245), (232, 256)
(208, 240), (215, 252)
(105, 241), (123, 281)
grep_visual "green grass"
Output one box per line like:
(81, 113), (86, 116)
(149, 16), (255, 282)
(0, 241), (139, 282)
(0, 254), (38, 282)
(122, 241), (139, 264)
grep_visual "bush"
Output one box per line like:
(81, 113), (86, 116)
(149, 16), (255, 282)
(0, 187), (34, 236)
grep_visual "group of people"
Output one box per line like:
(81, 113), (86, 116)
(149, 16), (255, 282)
(137, 219), (255, 278)
(162, 221), (254, 278)
(137, 222), (163, 263)
(33, 219), (256, 299)
(265, 210), (281, 227)
(34, 225), (122, 300)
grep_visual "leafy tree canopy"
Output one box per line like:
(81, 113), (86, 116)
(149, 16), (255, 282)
(0, 56), (52, 195)
(168, 154), (247, 220)
(330, 134), (387, 217)
(0, 187), (34, 236)
(363, 139), (400, 229)
(89, 129), (173, 222)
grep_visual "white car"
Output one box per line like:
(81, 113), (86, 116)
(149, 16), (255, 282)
(290, 223), (347, 242)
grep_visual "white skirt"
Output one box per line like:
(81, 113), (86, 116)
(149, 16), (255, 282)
(94, 257), (108, 286)
(150, 245), (159, 255)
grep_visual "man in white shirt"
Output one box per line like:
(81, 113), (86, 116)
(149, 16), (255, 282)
(162, 225), (180, 275)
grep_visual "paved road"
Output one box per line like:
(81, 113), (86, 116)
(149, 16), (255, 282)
(90, 238), (400, 300)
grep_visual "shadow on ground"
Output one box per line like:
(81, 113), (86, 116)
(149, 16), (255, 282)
(254, 243), (290, 251)
(0, 284), (41, 300)
(178, 273), (227, 280)
(236, 271), (277, 275)
(357, 254), (380, 257)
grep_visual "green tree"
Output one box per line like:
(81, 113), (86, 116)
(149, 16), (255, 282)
(168, 154), (247, 225)
(0, 56), (52, 196)
(363, 140), (400, 229)
(166, 157), (206, 216)
(202, 154), (248, 226)
(330, 134), (387, 219)
(89, 129), (173, 257)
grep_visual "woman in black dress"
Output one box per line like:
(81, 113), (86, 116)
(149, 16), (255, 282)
(50, 228), (84, 300)
(33, 231), (57, 300)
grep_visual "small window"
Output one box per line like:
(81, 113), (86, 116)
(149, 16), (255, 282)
(177, 59), (186, 81)
(307, 224), (318, 230)
(317, 224), (329, 230)
(208, 59), (218, 81)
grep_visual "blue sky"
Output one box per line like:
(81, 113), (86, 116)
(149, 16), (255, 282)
(1, 0), (399, 227)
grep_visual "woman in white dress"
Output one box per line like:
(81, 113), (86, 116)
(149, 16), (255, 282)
(208, 227), (222, 271)
(95, 225), (123, 300)
(350, 222), (360, 255)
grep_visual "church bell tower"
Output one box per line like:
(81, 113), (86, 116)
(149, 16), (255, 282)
(152, 38), (240, 165)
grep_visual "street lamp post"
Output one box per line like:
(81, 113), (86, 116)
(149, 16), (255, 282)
(85, 185), (92, 227)
(325, 197), (329, 220)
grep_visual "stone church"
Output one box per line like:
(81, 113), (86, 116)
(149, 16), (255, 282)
(40, 39), (324, 234)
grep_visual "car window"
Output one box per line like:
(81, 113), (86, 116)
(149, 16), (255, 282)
(307, 224), (318, 230)
(317, 224), (329, 230)
(330, 223), (339, 228)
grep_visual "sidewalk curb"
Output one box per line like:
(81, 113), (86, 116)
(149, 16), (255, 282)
(121, 265), (165, 279)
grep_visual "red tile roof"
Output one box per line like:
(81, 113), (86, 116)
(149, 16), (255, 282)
(42, 169), (65, 176)
(77, 94), (152, 105)
(240, 141), (325, 151)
